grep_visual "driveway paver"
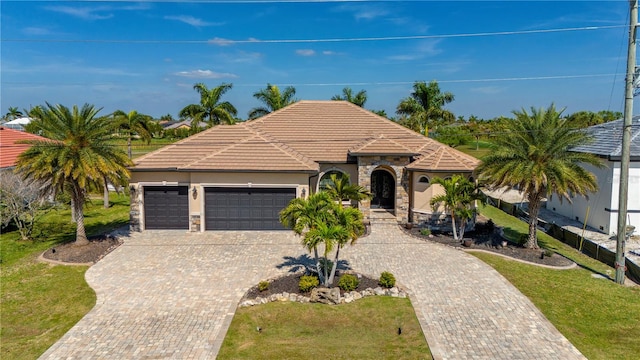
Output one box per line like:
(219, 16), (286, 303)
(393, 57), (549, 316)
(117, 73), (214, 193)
(39, 225), (585, 360)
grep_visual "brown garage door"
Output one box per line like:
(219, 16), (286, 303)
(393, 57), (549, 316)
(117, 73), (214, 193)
(144, 186), (189, 230)
(205, 187), (295, 230)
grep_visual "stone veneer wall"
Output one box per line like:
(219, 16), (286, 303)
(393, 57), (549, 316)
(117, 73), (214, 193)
(130, 185), (141, 232)
(357, 156), (411, 223)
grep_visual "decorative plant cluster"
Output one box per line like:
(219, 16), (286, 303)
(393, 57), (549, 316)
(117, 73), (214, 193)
(379, 271), (396, 288)
(258, 281), (269, 292)
(298, 275), (320, 292)
(419, 228), (431, 236)
(338, 274), (360, 291)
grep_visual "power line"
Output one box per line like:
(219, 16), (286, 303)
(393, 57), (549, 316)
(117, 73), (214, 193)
(2, 25), (625, 45)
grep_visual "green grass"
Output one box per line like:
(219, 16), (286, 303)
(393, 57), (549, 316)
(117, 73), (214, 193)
(455, 140), (493, 159)
(218, 297), (431, 360)
(110, 137), (177, 158)
(471, 252), (640, 360)
(479, 204), (613, 275)
(0, 193), (130, 360)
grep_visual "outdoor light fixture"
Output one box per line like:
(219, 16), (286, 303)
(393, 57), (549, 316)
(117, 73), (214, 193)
(301, 188), (306, 197)
(192, 186), (198, 199)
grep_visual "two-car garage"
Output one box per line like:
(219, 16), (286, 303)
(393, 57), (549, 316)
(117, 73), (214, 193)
(143, 186), (295, 231)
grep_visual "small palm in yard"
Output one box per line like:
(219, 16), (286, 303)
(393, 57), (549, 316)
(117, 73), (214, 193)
(16, 103), (131, 245)
(430, 175), (482, 241)
(476, 103), (602, 249)
(321, 173), (371, 208)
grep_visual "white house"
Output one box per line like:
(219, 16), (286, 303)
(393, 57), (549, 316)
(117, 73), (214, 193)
(547, 117), (640, 235)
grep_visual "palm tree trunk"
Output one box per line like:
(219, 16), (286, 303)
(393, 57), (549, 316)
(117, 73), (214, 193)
(70, 197), (76, 223)
(103, 180), (109, 209)
(127, 135), (132, 159)
(525, 194), (542, 249)
(313, 247), (324, 285)
(328, 246), (341, 286)
(73, 184), (89, 246)
(450, 210), (459, 241)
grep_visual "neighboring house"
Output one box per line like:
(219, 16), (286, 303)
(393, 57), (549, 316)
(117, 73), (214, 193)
(546, 116), (640, 235)
(0, 126), (47, 169)
(3, 117), (32, 131)
(164, 119), (208, 130)
(130, 101), (479, 231)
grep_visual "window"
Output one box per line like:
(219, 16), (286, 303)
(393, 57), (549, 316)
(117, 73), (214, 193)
(319, 170), (347, 191)
(418, 176), (430, 184)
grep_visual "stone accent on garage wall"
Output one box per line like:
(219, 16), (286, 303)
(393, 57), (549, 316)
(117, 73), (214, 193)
(190, 214), (201, 232)
(357, 156), (411, 224)
(130, 185), (141, 232)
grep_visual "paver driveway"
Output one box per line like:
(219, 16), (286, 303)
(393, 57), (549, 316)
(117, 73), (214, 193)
(40, 224), (585, 360)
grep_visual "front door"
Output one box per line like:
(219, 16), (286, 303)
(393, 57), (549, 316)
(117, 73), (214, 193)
(370, 170), (395, 209)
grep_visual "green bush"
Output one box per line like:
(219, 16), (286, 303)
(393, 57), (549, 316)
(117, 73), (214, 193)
(379, 271), (396, 288)
(338, 274), (360, 291)
(420, 228), (431, 236)
(299, 275), (319, 293)
(258, 281), (269, 292)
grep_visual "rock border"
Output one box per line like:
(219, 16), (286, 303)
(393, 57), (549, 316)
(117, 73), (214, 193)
(239, 286), (408, 307)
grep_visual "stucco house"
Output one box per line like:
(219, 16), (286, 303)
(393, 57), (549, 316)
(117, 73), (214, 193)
(129, 101), (479, 231)
(546, 116), (640, 235)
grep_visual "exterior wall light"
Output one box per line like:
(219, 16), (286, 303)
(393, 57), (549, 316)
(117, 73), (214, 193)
(192, 186), (198, 199)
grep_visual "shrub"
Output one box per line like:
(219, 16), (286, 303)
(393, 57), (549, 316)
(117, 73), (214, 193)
(518, 233), (529, 245)
(379, 271), (396, 288)
(299, 275), (319, 292)
(420, 228), (431, 236)
(486, 219), (495, 233)
(338, 274), (360, 291)
(258, 281), (269, 292)
(544, 249), (554, 258)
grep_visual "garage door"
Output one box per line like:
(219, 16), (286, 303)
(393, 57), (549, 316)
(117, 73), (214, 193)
(205, 187), (295, 230)
(144, 186), (189, 230)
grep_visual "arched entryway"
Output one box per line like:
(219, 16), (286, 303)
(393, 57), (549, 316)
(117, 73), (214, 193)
(370, 169), (395, 209)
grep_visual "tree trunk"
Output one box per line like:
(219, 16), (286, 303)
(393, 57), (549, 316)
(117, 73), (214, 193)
(450, 210), (459, 241)
(328, 246), (341, 286)
(128, 135), (133, 159)
(103, 178), (110, 209)
(313, 247), (324, 285)
(525, 193), (542, 249)
(73, 185), (89, 246)
(70, 197), (77, 223)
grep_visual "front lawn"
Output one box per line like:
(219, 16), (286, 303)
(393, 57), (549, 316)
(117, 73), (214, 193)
(218, 297), (431, 359)
(0, 193), (130, 360)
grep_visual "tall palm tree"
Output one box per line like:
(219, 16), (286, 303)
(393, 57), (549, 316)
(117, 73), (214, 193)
(248, 84), (297, 119)
(16, 103), (131, 246)
(322, 173), (371, 207)
(430, 175), (481, 241)
(396, 80), (455, 136)
(476, 104), (602, 249)
(112, 110), (153, 159)
(4, 106), (23, 121)
(331, 87), (367, 107)
(179, 83), (237, 127)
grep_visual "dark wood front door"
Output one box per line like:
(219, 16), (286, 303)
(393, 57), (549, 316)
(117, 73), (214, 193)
(370, 170), (394, 209)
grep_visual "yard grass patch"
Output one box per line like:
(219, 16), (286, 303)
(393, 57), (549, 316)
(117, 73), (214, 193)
(218, 297), (431, 359)
(0, 193), (130, 360)
(471, 252), (640, 360)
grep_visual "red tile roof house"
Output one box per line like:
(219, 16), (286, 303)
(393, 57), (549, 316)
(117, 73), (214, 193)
(0, 126), (48, 169)
(130, 101), (479, 231)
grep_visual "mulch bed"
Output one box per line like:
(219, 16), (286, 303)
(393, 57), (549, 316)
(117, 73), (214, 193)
(243, 272), (381, 301)
(42, 235), (122, 264)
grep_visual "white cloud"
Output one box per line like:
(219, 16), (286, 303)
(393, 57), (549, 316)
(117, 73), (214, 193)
(164, 15), (222, 27)
(296, 49), (316, 57)
(22, 27), (53, 36)
(174, 70), (237, 79)
(208, 37), (235, 46)
(322, 51), (337, 55)
(334, 4), (389, 21)
(45, 5), (113, 20)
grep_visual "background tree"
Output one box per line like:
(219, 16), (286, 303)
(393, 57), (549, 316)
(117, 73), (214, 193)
(476, 104), (602, 249)
(430, 175), (481, 241)
(4, 106), (23, 121)
(179, 83), (237, 127)
(16, 103), (131, 246)
(0, 172), (49, 240)
(565, 110), (622, 128)
(112, 110), (153, 159)
(331, 87), (367, 107)
(432, 126), (472, 148)
(396, 80), (455, 136)
(248, 84), (297, 119)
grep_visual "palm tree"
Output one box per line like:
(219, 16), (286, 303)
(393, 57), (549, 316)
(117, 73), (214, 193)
(326, 206), (364, 285)
(4, 106), (23, 121)
(429, 175), (482, 241)
(16, 103), (131, 246)
(396, 80), (455, 136)
(248, 84), (297, 119)
(179, 83), (237, 127)
(331, 87), (367, 107)
(321, 173), (371, 207)
(476, 104), (602, 249)
(112, 110), (153, 159)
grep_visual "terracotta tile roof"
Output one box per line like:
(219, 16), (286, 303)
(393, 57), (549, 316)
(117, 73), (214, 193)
(133, 100), (479, 172)
(0, 126), (48, 168)
(406, 145), (480, 172)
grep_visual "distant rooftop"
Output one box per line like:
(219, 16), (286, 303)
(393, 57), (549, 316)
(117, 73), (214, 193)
(571, 116), (640, 161)
(0, 126), (47, 168)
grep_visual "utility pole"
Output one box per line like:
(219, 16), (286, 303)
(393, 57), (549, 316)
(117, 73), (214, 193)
(615, 0), (637, 285)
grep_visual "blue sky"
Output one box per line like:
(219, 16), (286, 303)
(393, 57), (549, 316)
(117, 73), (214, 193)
(1, 0), (635, 120)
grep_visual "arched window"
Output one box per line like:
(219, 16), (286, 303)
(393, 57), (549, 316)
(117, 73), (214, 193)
(318, 170), (348, 191)
(418, 176), (430, 184)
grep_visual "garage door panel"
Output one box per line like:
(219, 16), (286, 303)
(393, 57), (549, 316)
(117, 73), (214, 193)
(205, 187), (295, 230)
(144, 186), (189, 230)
